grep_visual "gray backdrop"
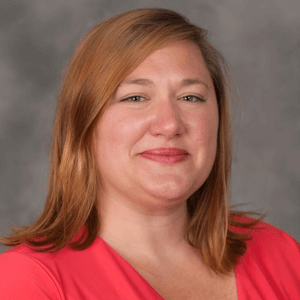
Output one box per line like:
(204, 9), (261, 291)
(1, 0), (299, 253)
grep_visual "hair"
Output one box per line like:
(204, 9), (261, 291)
(1, 8), (264, 274)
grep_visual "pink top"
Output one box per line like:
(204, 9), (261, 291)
(0, 219), (299, 299)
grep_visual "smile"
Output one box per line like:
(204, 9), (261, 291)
(140, 147), (189, 164)
(140, 153), (188, 164)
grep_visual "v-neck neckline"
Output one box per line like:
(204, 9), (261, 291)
(96, 236), (240, 300)
(96, 236), (165, 299)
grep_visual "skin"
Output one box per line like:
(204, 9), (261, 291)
(94, 40), (219, 261)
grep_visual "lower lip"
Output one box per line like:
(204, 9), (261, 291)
(140, 153), (189, 164)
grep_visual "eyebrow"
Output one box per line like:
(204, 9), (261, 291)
(119, 78), (210, 89)
(180, 78), (210, 89)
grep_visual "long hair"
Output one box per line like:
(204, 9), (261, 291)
(0, 8), (263, 274)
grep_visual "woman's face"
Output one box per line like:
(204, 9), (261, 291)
(94, 41), (219, 212)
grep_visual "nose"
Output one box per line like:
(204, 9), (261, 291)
(149, 98), (185, 140)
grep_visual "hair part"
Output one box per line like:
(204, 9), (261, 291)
(0, 8), (264, 275)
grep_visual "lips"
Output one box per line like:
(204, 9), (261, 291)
(141, 147), (189, 155)
(140, 147), (189, 164)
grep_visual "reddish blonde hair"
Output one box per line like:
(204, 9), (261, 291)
(1, 8), (263, 274)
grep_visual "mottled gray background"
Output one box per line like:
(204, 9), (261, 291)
(1, 0), (299, 253)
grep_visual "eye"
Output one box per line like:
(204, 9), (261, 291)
(120, 95), (146, 102)
(181, 95), (206, 102)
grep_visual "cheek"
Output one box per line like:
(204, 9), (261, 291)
(191, 110), (219, 147)
(190, 109), (219, 182)
(95, 108), (146, 155)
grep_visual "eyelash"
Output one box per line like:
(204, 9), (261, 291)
(181, 95), (206, 102)
(120, 95), (145, 102)
(120, 95), (206, 103)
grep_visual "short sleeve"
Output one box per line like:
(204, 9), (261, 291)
(0, 252), (63, 300)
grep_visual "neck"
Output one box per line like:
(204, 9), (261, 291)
(98, 194), (189, 262)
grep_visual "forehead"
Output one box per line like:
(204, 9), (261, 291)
(120, 41), (213, 86)
(148, 41), (204, 61)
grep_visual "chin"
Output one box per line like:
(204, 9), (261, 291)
(145, 182), (196, 204)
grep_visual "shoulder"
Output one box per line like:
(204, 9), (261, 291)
(0, 244), (65, 299)
(232, 215), (300, 261)
(236, 216), (299, 255)
(234, 217), (300, 298)
(0, 235), (108, 299)
(247, 220), (299, 261)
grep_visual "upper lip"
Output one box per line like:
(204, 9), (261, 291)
(140, 147), (189, 155)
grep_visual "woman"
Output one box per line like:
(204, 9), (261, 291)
(0, 8), (299, 300)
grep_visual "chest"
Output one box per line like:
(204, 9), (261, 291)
(134, 262), (238, 300)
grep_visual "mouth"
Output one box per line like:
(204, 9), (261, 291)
(140, 147), (189, 155)
(140, 147), (189, 164)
